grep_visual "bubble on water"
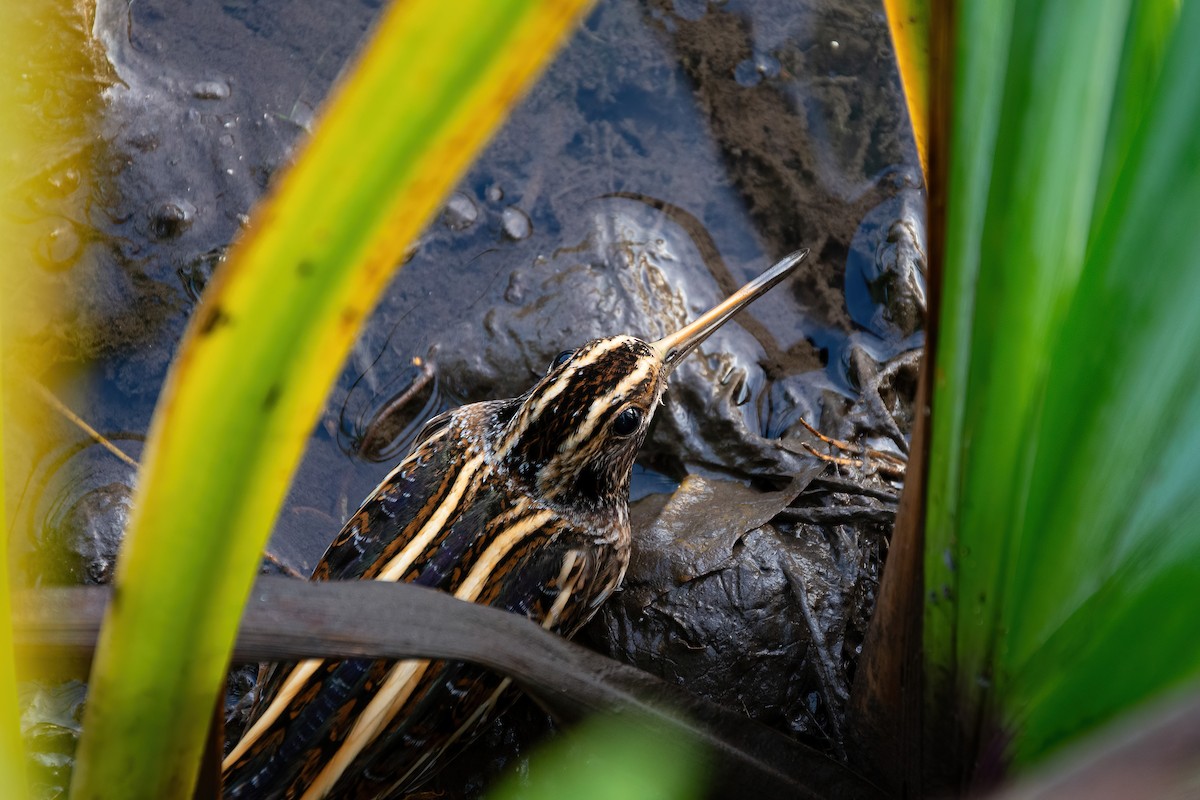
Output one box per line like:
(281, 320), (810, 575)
(46, 167), (80, 197)
(758, 52), (781, 78)
(442, 192), (478, 231)
(34, 220), (82, 272)
(149, 199), (196, 239)
(485, 183), (504, 203)
(734, 51), (781, 87)
(734, 60), (761, 87)
(501, 206), (532, 241)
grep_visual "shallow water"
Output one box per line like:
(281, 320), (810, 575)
(15, 0), (923, 794)
(17, 0), (920, 569)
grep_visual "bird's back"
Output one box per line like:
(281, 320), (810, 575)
(222, 400), (629, 799)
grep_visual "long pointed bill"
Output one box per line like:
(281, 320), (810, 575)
(652, 249), (808, 370)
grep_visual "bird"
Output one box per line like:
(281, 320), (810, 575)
(222, 248), (809, 800)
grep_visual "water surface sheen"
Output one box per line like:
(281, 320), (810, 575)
(74, 0), (921, 564)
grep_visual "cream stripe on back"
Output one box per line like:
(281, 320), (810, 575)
(300, 507), (556, 799)
(542, 550), (582, 631)
(221, 658), (324, 769)
(299, 659), (431, 800)
(387, 676), (513, 795)
(452, 508), (556, 602)
(376, 453), (485, 582)
(223, 441), (477, 771)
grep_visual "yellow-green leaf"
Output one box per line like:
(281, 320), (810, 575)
(0, 351), (28, 800)
(1, 1), (106, 795)
(69, 1), (593, 797)
(882, 0), (931, 177)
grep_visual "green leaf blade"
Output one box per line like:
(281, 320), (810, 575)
(924, 0), (1018, 684)
(1001, 0), (1200, 759)
(951, 0), (1132, 687)
(925, 0), (1200, 775)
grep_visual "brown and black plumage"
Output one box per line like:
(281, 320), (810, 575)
(222, 249), (808, 799)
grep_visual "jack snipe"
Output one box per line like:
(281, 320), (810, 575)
(223, 249), (809, 799)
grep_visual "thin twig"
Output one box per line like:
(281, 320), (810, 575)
(798, 418), (907, 480)
(32, 374), (307, 578)
(808, 476), (899, 505)
(31, 377), (139, 468)
(261, 549), (306, 580)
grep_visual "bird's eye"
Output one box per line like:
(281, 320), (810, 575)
(548, 350), (574, 373)
(612, 407), (643, 437)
